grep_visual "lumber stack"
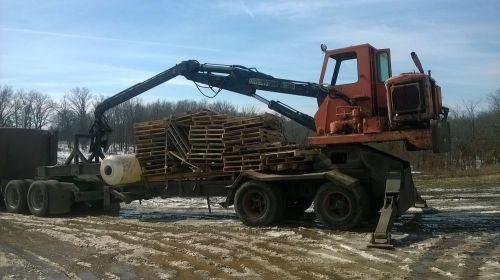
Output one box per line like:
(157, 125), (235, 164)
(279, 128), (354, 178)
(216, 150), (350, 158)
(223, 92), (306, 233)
(260, 148), (319, 171)
(221, 114), (287, 172)
(187, 114), (227, 171)
(222, 114), (282, 148)
(133, 109), (319, 181)
(134, 118), (169, 176)
(133, 110), (217, 177)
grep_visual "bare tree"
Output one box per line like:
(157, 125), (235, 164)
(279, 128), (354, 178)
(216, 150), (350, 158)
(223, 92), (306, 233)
(66, 87), (93, 133)
(489, 88), (500, 116)
(0, 85), (15, 127)
(208, 100), (238, 115)
(11, 89), (37, 128)
(462, 98), (480, 139)
(31, 91), (56, 129)
(239, 105), (259, 117)
(53, 96), (76, 142)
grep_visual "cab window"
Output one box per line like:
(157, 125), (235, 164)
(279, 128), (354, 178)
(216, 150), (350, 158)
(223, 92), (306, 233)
(376, 52), (390, 82)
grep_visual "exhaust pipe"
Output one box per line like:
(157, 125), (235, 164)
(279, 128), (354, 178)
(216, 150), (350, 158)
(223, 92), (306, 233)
(411, 52), (425, 74)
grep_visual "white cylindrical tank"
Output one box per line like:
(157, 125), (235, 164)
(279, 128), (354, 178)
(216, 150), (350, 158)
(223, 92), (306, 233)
(100, 154), (142, 186)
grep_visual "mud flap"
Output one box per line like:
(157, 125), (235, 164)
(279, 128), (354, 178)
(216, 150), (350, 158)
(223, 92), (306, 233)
(103, 185), (111, 210)
(431, 119), (451, 153)
(47, 182), (73, 215)
(368, 171), (401, 249)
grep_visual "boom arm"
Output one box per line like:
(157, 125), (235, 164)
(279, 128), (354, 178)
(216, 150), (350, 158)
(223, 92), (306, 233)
(89, 60), (324, 161)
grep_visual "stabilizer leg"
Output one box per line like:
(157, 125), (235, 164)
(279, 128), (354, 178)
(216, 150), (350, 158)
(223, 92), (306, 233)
(368, 171), (401, 249)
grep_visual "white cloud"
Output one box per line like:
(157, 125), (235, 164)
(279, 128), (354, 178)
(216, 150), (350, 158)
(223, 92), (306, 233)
(0, 27), (224, 53)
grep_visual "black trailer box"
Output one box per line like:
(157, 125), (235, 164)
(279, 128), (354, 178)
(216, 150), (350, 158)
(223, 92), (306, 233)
(0, 128), (57, 191)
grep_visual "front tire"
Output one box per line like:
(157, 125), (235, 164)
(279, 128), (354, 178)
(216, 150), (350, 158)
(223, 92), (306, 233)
(234, 181), (284, 226)
(4, 180), (32, 213)
(313, 182), (367, 230)
(27, 181), (50, 217)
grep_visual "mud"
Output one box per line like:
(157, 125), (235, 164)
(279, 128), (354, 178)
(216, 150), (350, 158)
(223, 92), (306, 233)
(1, 178), (499, 279)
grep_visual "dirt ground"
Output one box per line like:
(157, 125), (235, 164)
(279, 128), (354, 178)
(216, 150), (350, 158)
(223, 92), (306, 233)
(1, 175), (499, 279)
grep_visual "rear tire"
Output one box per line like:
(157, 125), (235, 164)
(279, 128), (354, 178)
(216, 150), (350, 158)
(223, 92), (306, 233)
(4, 180), (31, 213)
(27, 181), (50, 217)
(234, 181), (284, 226)
(313, 182), (367, 230)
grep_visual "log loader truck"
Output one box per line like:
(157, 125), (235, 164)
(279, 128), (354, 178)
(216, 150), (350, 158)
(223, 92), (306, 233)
(1, 44), (450, 248)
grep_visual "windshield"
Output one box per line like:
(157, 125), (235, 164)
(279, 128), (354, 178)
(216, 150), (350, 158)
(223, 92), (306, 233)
(323, 52), (358, 86)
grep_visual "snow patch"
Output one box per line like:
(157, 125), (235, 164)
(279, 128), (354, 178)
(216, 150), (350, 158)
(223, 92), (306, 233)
(265, 229), (297, 238)
(437, 205), (498, 211)
(308, 251), (353, 263)
(480, 260), (500, 269)
(104, 272), (121, 280)
(76, 261), (92, 268)
(169, 260), (194, 270)
(430, 266), (456, 278)
(339, 244), (392, 263)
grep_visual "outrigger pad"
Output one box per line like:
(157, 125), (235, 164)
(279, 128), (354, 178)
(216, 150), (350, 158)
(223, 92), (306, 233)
(368, 236), (395, 250)
(414, 191), (428, 208)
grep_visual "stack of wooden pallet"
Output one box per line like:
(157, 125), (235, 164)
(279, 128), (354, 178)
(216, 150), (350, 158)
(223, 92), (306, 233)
(221, 114), (284, 172)
(134, 110), (217, 177)
(222, 114), (282, 148)
(187, 114), (227, 171)
(134, 118), (169, 176)
(133, 109), (320, 180)
(260, 148), (319, 171)
(222, 115), (321, 172)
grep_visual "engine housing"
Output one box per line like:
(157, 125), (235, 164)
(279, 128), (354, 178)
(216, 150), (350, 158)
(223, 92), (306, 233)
(385, 73), (442, 129)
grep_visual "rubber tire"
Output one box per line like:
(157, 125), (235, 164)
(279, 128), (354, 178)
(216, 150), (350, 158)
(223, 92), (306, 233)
(313, 182), (367, 230)
(27, 181), (50, 217)
(234, 181), (284, 226)
(4, 180), (31, 213)
(285, 196), (313, 218)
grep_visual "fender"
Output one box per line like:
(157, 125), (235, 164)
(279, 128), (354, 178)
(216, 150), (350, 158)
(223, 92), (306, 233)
(223, 169), (359, 207)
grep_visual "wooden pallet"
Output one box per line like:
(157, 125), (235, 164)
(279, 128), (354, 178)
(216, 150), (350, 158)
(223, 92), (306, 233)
(223, 114), (280, 131)
(173, 109), (217, 126)
(192, 114), (228, 125)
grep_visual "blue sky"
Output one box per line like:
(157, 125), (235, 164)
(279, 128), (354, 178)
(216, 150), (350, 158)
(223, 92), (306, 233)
(1, 0), (499, 115)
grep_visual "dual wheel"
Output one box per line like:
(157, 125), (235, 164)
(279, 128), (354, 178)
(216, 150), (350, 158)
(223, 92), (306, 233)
(4, 180), (52, 216)
(234, 180), (367, 229)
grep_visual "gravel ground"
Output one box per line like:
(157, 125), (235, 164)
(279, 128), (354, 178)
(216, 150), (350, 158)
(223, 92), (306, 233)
(0, 175), (499, 279)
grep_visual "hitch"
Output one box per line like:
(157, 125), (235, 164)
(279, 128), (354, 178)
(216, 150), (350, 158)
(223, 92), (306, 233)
(368, 171), (401, 249)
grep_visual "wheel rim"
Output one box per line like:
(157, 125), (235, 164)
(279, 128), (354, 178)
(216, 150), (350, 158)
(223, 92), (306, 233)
(242, 190), (267, 219)
(30, 186), (45, 211)
(6, 187), (20, 209)
(323, 191), (351, 221)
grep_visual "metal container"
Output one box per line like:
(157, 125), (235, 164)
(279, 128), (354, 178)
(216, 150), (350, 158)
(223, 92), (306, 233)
(100, 154), (142, 186)
(0, 128), (57, 183)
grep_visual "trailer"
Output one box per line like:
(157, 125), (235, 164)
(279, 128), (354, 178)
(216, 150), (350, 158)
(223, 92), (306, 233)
(1, 114), (424, 249)
(0, 128), (57, 212)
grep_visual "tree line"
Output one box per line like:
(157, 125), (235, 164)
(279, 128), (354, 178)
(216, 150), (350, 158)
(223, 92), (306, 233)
(0, 84), (498, 173)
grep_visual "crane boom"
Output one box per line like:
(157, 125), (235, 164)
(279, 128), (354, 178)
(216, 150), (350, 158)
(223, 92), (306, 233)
(89, 60), (324, 161)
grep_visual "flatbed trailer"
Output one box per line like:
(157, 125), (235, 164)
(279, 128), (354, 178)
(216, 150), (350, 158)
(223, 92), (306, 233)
(2, 126), (423, 248)
(32, 141), (420, 247)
